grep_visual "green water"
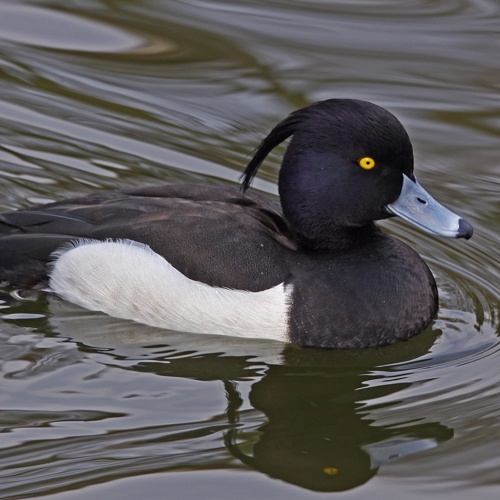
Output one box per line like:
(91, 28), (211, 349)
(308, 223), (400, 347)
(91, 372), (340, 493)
(0, 1), (499, 498)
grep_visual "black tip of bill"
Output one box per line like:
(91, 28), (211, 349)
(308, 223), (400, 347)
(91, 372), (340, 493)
(457, 218), (473, 240)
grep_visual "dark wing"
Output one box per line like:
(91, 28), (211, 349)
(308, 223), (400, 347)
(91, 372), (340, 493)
(0, 184), (297, 290)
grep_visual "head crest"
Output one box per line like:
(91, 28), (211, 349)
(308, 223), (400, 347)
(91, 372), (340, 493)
(241, 109), (306, 191)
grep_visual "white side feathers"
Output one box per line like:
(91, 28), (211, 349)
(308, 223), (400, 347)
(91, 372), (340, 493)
(49, 239), (292, 342)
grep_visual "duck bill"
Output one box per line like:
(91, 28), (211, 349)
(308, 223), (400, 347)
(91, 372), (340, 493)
(386, 174), (473, 239)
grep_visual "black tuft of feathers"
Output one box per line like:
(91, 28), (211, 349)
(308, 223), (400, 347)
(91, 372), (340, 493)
(241, 109), (306, 191)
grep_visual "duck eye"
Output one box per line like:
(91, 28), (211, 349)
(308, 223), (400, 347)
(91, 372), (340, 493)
(358, 157), (376, 170)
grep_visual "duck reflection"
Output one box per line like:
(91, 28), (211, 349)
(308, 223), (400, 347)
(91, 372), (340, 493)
(45, 298), (453, 492)
(224, 341), (453, 491)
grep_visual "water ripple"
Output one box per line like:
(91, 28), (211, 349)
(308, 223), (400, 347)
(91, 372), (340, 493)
(0, 4), (173, 56)
(0, 0), (499, 497)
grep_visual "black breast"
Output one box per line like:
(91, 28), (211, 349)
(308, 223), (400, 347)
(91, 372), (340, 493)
(285, 234), (438, 349)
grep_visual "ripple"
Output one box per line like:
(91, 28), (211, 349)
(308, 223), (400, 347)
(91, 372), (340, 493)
(0, 0), (499, 496)
(1, 313), (45, 320)
(0, 4), (174, 56)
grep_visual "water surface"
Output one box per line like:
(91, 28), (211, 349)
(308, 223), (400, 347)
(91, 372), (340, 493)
(0, 1), (499, 498)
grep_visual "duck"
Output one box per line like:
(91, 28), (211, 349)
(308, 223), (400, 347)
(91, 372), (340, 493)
(0, 99), (473, 349)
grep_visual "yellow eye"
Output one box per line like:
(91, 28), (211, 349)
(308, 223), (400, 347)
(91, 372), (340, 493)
(358, 157), (376, 170)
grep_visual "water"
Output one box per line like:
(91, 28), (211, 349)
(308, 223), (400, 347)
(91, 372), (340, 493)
(0, 0), (499, 498)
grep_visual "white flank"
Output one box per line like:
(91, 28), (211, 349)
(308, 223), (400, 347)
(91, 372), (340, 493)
(48, 239), (292, 342)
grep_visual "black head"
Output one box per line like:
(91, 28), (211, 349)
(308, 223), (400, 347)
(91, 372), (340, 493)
(242, 99), (414, 248)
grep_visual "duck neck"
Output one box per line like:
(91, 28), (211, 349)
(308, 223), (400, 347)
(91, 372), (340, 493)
(291, 222), (381, 253)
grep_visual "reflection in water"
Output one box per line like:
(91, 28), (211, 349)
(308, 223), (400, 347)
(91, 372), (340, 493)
(36, 302), (451, 493)
(223, 343), (453, 492)
(0, 280), (497, 497)
(0, 0), (499, 497)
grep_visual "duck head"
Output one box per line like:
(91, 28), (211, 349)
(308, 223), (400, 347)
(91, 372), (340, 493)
(242, 99), (472, 249)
